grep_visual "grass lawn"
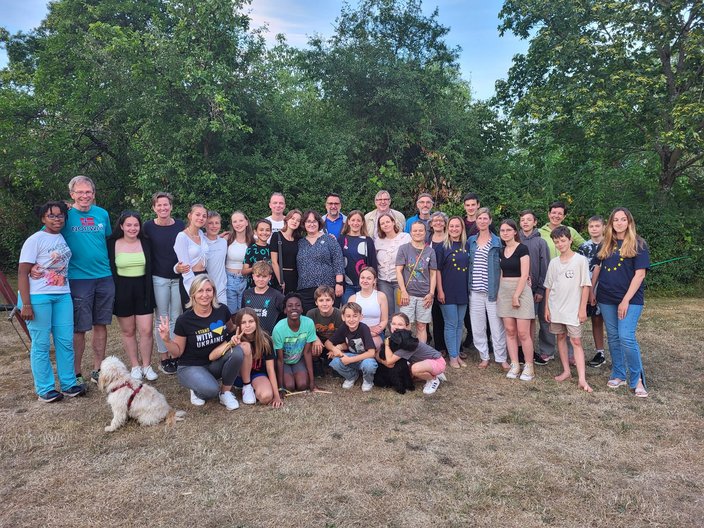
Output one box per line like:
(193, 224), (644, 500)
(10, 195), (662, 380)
(0, 297), (702, 527)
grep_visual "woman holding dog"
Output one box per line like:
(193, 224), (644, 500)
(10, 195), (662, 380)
(158, 274), (244, 410)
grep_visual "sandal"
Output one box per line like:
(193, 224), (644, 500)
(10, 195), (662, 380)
(634, 385), (649, 398)
(607, 378), (626, 389)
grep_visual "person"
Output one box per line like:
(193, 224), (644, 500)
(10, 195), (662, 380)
(232, 308), (283, 407)
(544, 226), (592, 392)
(142, 192), (185, 375)
(374, 212), (411, 322)
(296, 210), (345, 312)
(364, 190), (406, 238)
(205, 211), (227, 306)
(224, 210), (253, 312)
(271, 209), (302, 295)
(396, 221), (437, 343)
(266, 192), (286, 236)
(379, 313), (447, 395)
(242, 219), (278, 289)
(338, 210), (378, 304)
(307, 285), (343, 370)
(435, 216), (470, 369)
(349, 267), (388, 351)
(467, 208), (508, 370)
(158, 274), (244, 410)
(173, 204), (209, 310)
(578, 215), (606, 368)
(322, 193), (346, 238)
(497, 219), (535, 381)
(427, 211), (448, 354)
(462, 192), (482, 237)
(107, 211), (158, 381)
(18, 201), (85, 401)
(273, 293), (319, 392)
(325, 302), (378, 391)
(241, 261), (285, 334)
(590, 207), (649, 397)
(404, 193), (434, 233)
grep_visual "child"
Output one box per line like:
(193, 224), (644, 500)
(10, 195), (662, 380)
(242, 219), (279, 289)
(272, 293), (318, 392)
(544, 226), (593, 392)
(307, 285), (343, 371)
(324, 302), (378, 391)
(378, 313), (446, 395)
(205, 211), (228, 306)
(578, 215), (606, 368)
(241, 261), (285, 334)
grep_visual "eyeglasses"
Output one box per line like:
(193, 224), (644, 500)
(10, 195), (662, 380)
(46, 214), (65, 220)
(375, 198), (390, 202)
(304, 220), (319, 225)
(326, 202), (341, 206)
(71, 190), (94, 196)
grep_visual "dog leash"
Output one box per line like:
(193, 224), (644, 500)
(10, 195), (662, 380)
(110, 382), (143, 410)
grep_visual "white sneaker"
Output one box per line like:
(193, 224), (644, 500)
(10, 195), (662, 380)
(130, 366), (143, 381)
(219, 390), (239, 410)
(423, 377), (440, 395)
(342, 375), (359, 389)
(242, 383), (256, 405)
(361, 380), (374, 392)
(142, 365), (158, 381)
(506, 362), (521, 379)
(437, 372), (447, 382)
(190, 390), (205, 406)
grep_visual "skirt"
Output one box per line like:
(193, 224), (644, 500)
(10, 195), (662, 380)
(497, 277), (535, 320)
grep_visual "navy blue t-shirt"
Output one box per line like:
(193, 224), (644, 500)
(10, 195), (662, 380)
(337, 234), (378, 288)
(435, 241), (470, 305)
(594, 239), (650, 305)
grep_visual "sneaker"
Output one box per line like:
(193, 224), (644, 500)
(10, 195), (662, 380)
(519, 363), (535, 381)
(437, 373), (447, 382)
(342, 375), (359, 389)
(75, 373), (86, 385)
(62, 385), (87, 397)
(130, 366), (143, 381)
(607, 378), (627, 389)
(242, 383), (256, 405)
(361, 380), (374, 392)
(506, 362), (521, 379)
(219, 390), (239, 410)
(159, 359), (177, 375)
(534, 355), (548, 366)
(423, 377), (440, 395)
(142, 365), (158, 381)
(38, 390), (64, 403)
(90, 370), (100, 384)
(588, 351), (606, 368)
(190, 390), (206, 406)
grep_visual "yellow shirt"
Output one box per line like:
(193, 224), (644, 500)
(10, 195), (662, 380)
(115, 252), (146, 277)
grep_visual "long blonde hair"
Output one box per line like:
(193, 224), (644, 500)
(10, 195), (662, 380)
(598, 207), (645, 259)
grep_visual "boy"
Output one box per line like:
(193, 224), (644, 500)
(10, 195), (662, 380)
(544, 226), (593, 392)
(241, 261), (285, 334)
(273, 293), (318, 392)
(324, 302), (378, 391)
(578, 216), (606, 368)
(307, 285), (343, 374)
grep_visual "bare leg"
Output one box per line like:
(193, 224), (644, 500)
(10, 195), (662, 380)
(252, 376), (273, 404)
(592, 315), (604, 350)
(416, 322), (428, 343)
(92, 324), (108, 370)
(502, 318), (519, 364)
(74, 331), (86, 374)
(117, 316), (140, 368)
(554, 333), (572, 381)
(410, 360), (435, 381)
(283, 373), (296, 391)
(294, 370), (310, 390)
(239, 342), (252, 384)
(517, 319), (534, 363)
(571, 336), (592, 392)
(136, 314), (154, 367)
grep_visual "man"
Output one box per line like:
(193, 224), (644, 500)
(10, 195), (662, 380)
(463, 192), (481, 236)
(364, 190), (406, 238)
(322, 193), (346, 238)
(62, 176), (114, 386)
(404, 193), (434, 233)
(266, 192), (286, 235)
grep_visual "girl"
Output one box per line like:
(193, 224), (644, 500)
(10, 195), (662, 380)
(242, 219), (278, 289)
(271, 209), (302, 295)
(225, 210), (253, 312)
(205, 211), (228, 306)
(349, 266), (388, 350)
(374, 212), (411, 323)
(233, 308), (284, 407)
(591, 207), (650, 397)
(338, 210), (378, 304)
(173, 204), (209, 309)
(428, 211), (448, 355)
(18, 201), (85, 401)
(497, 219), (535, 381)
(108, 211), (157, 381)
(377, 313), (446, 395)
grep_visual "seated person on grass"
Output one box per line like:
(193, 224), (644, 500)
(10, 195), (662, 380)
(272, 293), (318, 393)
(324, 302), (378, 392)
(241, 261), (285, 334)
(307, 285), (343, 369)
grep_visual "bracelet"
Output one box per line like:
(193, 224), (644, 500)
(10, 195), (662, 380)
(335, 281), (343, 286)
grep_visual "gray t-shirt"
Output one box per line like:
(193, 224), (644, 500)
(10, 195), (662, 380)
(543, 253), (591, 326)
(392, 341), (442, 363)
(395, 243), (437, 297)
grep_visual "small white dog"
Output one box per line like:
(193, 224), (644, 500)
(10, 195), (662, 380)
(98, 356), (185, 432)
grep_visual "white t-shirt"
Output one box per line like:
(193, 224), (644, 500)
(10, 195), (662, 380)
(544, 253), (591, 326)
(205, 237), (227, 304)
(19, 231), (72, 295)
(374, 232), (411, 282)
(225, 240), (247, 270)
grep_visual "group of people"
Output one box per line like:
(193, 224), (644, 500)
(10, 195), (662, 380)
(17, 177), (651, 408)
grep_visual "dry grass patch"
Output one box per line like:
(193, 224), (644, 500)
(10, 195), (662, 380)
(1, 298), (702, 527)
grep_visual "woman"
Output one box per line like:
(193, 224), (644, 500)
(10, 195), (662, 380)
(497, 219), (535, 381)
(205, 211), (228, 306)
(18, 201), (84, 401)
(374, 212), (411, 321)
(338, 210), (378, 304)
(467, 208), (508, 369)
(271, 209), (302, 295)
(428, 211), (448, 354)
(158, 274), (244, 409)
(436, 216), (469, 369)
(349, 266), (388, 350)
(296, 210), (345, 313)
(173, 204), (209, 309)
(225, 210), (253, 312)
(108, 211), (158, 381)
(591, 207), (650, 397)
(233, 308), (284, 407)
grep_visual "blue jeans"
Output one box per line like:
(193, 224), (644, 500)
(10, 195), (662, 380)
(342, 284), (361, 305)
(226, 271), (248, 313)
(22, 294), (75, 395)
(599, 303), (646, 388)
(152, 276), (182, 354)
(439, 304), (467, 359)
(330, 353), (378, 383)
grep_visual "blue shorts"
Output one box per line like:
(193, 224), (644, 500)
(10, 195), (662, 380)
(70, 277), (115, 331)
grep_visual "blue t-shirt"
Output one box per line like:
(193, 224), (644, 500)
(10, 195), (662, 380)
(595, 239), (650, 305)
(325, 215), (345, 239)
(61, 205), (112, 279)
(435, 241), (469, 305)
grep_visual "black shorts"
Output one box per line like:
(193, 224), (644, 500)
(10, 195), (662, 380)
(113, 276), (152, 317)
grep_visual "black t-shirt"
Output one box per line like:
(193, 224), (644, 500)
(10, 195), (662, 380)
(330, 322), (375, 354)
(174, 305), (231, 366)
(142, 219), (186, 278)
(250, 334), (277, 376)
(500, 243), (529, 278)
(307, 307), (343, 342)
(241, 287), (285, 334)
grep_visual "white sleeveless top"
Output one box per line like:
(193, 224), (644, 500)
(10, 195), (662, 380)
(356, 290), (381, 327)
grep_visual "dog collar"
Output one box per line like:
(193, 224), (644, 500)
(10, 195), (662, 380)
(110, 382), (143, 410)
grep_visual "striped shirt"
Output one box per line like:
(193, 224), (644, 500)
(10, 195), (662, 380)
(471, 241), (490, 293)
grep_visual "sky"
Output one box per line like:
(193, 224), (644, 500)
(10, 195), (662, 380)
(0, 0), (529, 100)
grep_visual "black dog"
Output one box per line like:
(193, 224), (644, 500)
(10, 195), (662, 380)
(374, 339), (415, 394)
